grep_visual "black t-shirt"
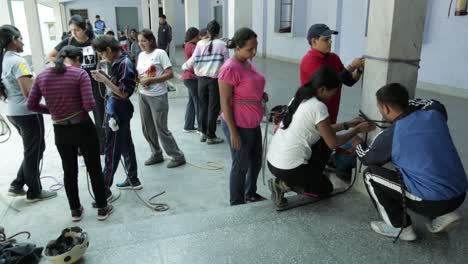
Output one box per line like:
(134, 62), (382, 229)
(54, 37), (97, 74)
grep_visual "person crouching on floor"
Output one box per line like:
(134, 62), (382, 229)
(267, 66), (375, 208)
(352, 83), (467, 241)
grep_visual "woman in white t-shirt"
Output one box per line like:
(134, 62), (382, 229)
(267, 67), (374, 208)
(137, 29), (186, 169)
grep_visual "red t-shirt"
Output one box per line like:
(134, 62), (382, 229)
(182, 42), (197, 80)
(299, 48), (345, 124)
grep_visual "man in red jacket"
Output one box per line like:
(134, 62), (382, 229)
(300, 24), (364, 124)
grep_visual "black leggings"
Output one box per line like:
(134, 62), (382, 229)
(268, 139), (333, 197)
(54, 120), (107, 210)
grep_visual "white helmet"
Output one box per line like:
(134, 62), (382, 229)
(43, 227), (89, 264)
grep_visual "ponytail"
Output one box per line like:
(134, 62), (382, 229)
(54, 45), (83, 74)
(0, 25), (22, 101)
(206, 20), (220, 54)
(226, 27), (257, 49)
(54, 53), (67, 74)
(282, 66), (342, 129)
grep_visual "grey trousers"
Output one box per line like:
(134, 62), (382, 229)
(139, 93), (185, 161)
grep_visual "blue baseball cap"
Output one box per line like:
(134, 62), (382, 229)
(307, 24), (338, 41)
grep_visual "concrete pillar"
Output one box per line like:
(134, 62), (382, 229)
(162, 0), (176, 62)
(52, 0), (65, 34)
(149, 0), (159, 31)
(24, 0), (46, 73)
(227, 0), (252, 38)
(142, 0), (150, 29)
(0, 0), (14, 25)
(356, 0), (427, 192)
(185, 0), (200, 29)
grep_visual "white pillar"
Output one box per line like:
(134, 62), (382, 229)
(52, 0), (65, 34)
(149, 0), (159, 32)
(185, 0), (200, 29)
(162, 0), (176, 62)
(24, 0), (46, 73)
(0, 0), (14, 25)
(356, 0), (427, 192)
(227, 0), (252, 38)
(141, 0), (150, 29)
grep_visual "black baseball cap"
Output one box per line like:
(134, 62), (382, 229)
(307, 24), (338, 41)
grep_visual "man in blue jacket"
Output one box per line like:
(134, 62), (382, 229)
(352, 83), (467, 241)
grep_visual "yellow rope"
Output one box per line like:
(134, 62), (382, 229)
(52, 111), (83, 124)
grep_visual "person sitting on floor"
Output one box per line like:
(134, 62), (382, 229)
(267, 66), (374, 208)
(352, 83), (467, 241)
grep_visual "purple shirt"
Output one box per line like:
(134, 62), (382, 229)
(27, 66), (95, 122)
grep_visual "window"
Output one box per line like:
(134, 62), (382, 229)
(70, 9), (88, 20)
(276, 0), (293, 33)
(46, 22), (56, 41)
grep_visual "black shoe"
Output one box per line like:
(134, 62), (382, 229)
(207, 137), (224, 145)
(144, 155), (164, 166)
(97, 204), (114, 221)
(92, 190), (113, 208)
(116, 179), (143, 190)
(246, 193), (267, 203)
(25, 190), (58, 203)
(7, 186), (26, 197)
(71, 205), (84, 222)
(200, 134), (207, 142)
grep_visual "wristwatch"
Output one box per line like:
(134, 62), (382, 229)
(343, 122), (349, 130)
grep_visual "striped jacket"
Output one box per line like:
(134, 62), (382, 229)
(182, 38), (229, 78)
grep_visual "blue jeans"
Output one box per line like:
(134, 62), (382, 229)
(221, 121), (263, 205)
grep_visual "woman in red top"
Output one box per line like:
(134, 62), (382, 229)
(182, 27), (200, 132)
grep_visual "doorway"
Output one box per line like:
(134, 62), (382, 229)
(115, 7), (139, 31)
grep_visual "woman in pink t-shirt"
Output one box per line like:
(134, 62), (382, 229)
(219, 28), (267, 206)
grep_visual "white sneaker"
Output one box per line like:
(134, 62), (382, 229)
(427, 212), (462, 233)
(79, 156), (86, 167)
(370, 221), (417, 241)
(109, 117), (119, 131)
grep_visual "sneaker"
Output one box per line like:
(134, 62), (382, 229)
(246, 193), (267, 203)
(97, 204), (114, 221)
(79, 156), (86, 167)
(116, 179), (143, 190)
(200, 134), (207, 142)
(25, 190), (58, 203)
(370, 221), (417, 241)
(182, 128), (198, 133)
(166, 159), (186, 168)
(268, 178), (288, 208)
(71, 206), (84, 222)
(207, 137), (224, 145)
(426, 212), (462, 233)
(7, 186), (26, 197)
(92, 190), (114, 208)
(144, 155), (164, 166)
